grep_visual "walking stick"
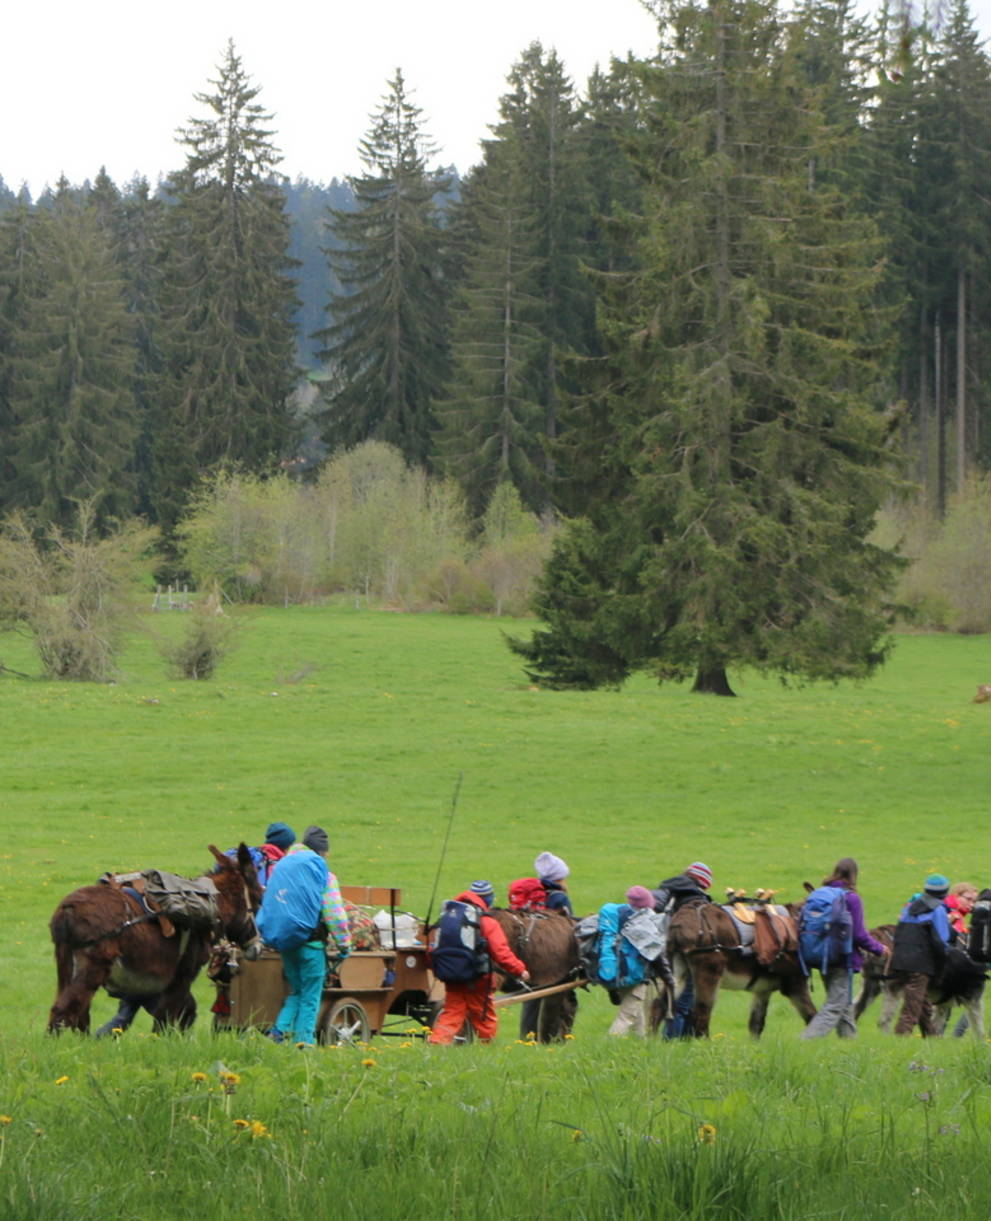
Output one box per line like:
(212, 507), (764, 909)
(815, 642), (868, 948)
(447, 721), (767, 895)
(422, 772), (464, 934)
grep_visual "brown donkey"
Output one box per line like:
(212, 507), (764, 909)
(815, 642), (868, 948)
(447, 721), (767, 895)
(489, 908), (580, 1041)
(48, 845), (263, 1033)
(656, 898), (816, 1037)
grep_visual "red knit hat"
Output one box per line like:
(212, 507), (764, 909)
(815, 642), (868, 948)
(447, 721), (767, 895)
(685, 862), (713, 890)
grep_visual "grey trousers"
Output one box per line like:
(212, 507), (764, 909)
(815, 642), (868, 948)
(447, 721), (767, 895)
(801, 968), (856, 1039)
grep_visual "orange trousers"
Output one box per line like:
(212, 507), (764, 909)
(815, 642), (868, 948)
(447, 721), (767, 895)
(429, 980), (499, 1043)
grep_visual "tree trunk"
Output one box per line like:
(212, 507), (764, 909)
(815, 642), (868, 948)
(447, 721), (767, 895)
(692, 665), (736, 696)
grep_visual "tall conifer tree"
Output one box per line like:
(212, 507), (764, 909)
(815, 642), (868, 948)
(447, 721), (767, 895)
(318, 71), (450, 466)
(510, 0), (903, 695)
(155, 41), (298, 532)
(5, 182), (137, 528)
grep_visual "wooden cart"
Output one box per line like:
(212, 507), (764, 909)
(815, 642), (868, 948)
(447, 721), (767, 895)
(212, 886), (444, 1044)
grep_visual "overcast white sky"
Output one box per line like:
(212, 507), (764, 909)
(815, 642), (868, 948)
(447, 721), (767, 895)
(5, 0), (990, 199)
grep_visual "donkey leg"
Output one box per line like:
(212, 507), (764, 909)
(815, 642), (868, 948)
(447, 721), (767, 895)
(963, 990), (985, 1040)
(48, 953), (111, 1033)
(688, 963), (721, 1037)
(748, 991), (771, 1038)
(780, 976), (817, 1026)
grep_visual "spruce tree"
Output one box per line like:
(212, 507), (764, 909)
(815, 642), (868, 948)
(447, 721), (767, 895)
(510, 0), (904, 695)
(5, 182), (137, 528)
(434, 139), (546, 515)
(155, 41), (298, 532)
(318, 70), (451, 466)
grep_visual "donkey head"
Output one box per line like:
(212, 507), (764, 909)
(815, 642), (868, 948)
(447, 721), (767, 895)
(208, 844), (264, 959)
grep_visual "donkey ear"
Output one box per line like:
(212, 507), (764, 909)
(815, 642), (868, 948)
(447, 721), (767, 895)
(208, 844), (229, 867)
(236, 842), (258, 878)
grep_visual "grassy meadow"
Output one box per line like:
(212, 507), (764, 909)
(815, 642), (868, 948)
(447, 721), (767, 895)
(2, 604), (991, 1217)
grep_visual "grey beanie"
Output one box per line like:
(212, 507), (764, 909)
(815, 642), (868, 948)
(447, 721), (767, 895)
(470, 879), (495, 905)
(302, 825), (329, 855)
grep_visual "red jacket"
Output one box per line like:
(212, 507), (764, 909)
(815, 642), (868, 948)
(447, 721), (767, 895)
(457, 891), (527, 977)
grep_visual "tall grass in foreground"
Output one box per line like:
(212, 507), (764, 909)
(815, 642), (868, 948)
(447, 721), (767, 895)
(3, 1027), (991, 1219)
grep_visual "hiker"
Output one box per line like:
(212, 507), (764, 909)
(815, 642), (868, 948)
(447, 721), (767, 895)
(598, 886), (659, 1037)
(428, 880), (530, 1045)
(889, 874), (953, 1037)
(652, 862), (713, 1038)
(799, 857), (888, 1040)
(261, 824), (352, 1047)
(519, 851), (574, 1039)
(946, 881), (977, 940)
(257, 821), (296, 883)
(94, 821), (298, 1038)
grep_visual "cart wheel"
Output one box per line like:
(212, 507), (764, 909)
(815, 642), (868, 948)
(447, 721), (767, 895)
(321, 999), (371, 1046)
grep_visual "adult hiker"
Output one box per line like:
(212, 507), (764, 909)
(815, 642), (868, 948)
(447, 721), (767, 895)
(259, 824), (351, 1047)
(652, 861), (713, 1038)
(428, 880), (530, 1045)
(889, 873), (953, 1037)
(519, 851), (575, 1039)
(799, 857), (888, 1040)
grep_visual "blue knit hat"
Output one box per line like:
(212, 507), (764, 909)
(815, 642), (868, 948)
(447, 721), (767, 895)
(924, 873), (950, 897)
(470, 880), (495, 906)
(265, 821), (295, 850)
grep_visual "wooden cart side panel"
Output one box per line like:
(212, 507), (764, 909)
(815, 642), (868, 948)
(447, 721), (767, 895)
(228, 952), (287, 1027)
(340, 885), (403, 907)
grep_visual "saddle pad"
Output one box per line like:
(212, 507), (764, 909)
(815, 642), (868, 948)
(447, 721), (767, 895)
(719, 906), (756, 947)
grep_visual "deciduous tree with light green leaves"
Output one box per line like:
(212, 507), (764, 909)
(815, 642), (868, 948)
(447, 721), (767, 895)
(511, 0), (905, 696)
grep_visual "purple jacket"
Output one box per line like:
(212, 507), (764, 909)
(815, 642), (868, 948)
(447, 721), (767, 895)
(845, 888), (886, 971)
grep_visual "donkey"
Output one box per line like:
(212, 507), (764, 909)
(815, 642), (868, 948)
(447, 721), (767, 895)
(489, 908), (581, 1042)
(854, 925), (987, 1038)
(655, 898), (816, 1037)
(48, 845), (263, 1033)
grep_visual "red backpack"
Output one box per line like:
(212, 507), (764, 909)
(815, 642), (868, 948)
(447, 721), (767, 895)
(509, 877), (548, 911)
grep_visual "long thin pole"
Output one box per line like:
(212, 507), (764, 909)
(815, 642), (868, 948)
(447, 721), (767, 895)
(423, 773), (463, 932)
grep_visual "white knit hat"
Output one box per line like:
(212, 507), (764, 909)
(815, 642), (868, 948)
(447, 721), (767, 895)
(535, 851), (569, 883)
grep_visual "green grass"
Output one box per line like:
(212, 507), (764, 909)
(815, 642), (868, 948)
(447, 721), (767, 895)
(3, 606), (991, 1216)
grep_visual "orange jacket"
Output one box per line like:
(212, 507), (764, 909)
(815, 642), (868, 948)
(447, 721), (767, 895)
(457, 891), (527, 977)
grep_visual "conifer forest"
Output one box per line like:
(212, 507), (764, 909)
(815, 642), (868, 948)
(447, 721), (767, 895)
(1, 1), (990, 691)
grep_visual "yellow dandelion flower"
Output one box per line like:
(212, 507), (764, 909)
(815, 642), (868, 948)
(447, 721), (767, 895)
(218, 1071), (240, 1085)
(111, 1027), (124, 1037)
(564, 1033), (575, 1040)
(571, 1129), (584, 1142)
(191, 1072), (208, 1083)
(233, 1118), (250, 1129)
(54, 1076), (69, 1086)
(0, 1115), (11, 1125)
(361, 1058), (377, 1068)
(697, 1123), (717, 1144)
(249, 1120), (269, 1139)
(400, 1041), (413, 1048)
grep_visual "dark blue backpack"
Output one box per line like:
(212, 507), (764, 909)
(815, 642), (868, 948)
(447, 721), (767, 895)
(799, 885), (854, 974)
(429, 900), (490, 983)
(256, 851), (327, 952)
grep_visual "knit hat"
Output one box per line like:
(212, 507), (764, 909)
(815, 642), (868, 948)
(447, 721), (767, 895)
(265, 821), (296, 851)
(626, 885), (654, 910)
(685, 862), (713, 890)
(470, 879), (495, 906)
(535, 851), (569, 883)
(924, 873), (950, 897)
(302, 825), (329, 855)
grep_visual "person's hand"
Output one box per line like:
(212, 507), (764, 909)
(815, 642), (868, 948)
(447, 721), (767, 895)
(520, 969), (530, 983)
